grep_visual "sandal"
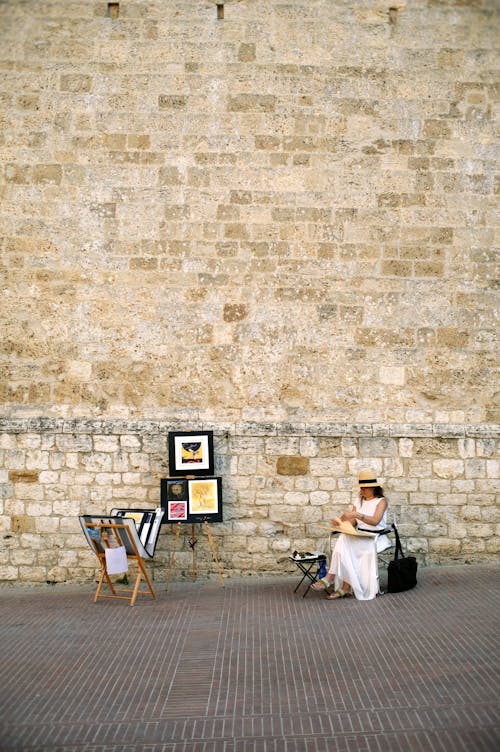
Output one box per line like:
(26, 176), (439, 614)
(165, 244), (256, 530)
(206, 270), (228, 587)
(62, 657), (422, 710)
(326, 588), (352, 600)
(311, 577), (335, 592)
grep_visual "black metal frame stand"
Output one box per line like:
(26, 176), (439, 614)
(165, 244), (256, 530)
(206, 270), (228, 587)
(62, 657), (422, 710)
(289, 554), (327, 597)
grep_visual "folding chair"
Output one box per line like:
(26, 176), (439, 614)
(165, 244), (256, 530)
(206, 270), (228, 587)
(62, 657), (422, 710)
(376, 526), (395, 567)
(79, 507), (164, 606)
(365, 517), (397, 594)
(289, 551), (328, 597)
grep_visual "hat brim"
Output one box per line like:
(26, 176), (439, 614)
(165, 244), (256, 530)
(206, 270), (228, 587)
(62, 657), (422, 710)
(358, 475), (379, 487)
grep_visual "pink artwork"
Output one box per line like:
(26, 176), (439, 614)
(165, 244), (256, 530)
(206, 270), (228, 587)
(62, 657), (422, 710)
(168, 501), (187, 521)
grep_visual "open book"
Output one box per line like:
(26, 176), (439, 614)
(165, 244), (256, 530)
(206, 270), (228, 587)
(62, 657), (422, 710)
(330, 520), (377, 538)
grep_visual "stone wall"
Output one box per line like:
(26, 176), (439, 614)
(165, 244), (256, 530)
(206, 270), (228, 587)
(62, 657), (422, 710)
(1, 0), (498, 425)
(0, 418), (498, 583)
(0, 1), (498, 581)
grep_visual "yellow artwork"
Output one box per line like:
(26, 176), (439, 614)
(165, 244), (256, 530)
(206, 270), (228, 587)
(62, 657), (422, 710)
(181, 441), (202, 464)
(189, 480), (218, 513)
(125, 513), (144, 524)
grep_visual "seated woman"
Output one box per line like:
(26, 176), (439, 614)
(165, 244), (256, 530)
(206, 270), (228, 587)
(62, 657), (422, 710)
(311, 470), (392, 601)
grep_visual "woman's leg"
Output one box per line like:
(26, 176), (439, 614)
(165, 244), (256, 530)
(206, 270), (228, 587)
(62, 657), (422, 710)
(311, 537), (340, 591)
(310, 568), (335, 590)
(326, 585), (352, 600)
(332, 536), (378, 600)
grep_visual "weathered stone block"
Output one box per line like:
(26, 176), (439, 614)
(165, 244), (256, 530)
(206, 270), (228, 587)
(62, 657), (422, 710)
(409, 493), (437, 506)
(60, 74), (92, 92)
(486, 459), (499, 478)
(159, 166), (182, 185)
(223, 303), (248, 322)
(238, 43), (256, 63)
(228, 94), (276, 112)
(11, 515), (35, 534)
(89, 202), (116, 217)
(159, 95), (187, 108)
(269, 538), (291, 553)
(294, 477), (318, 493)
(265, 437), (300, 455)
(11, 549), (36, 565)
(461, 540), (486, 555)
(56, 435), (92, 452)
(33, 164), (62, 185)
(277, 456), (309, 476)
(282, 491), (308, 508)
(381, 260), (413, 276)
(465, 459), (487, 478)
(9, 471), (39, 483)
(19, 566), (46, 582)
(466, 523), (494, 538)
(309, 490), (329, 506)
(255, 135), (280, 150)
(433, 460), (464, 479)
(237, 455), (257, 475)
(248, 538), (268, 553)
(359, 437), (398, 456)
(424, 120), (451, 138)
(0, 566), (18, 580)
(428, 538), (461, 555)
(309, 458), (346, 477)
(232, 521), (258, 536)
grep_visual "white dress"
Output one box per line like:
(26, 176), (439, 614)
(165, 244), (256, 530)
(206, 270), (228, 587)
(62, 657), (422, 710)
(328, 497), (391, 601)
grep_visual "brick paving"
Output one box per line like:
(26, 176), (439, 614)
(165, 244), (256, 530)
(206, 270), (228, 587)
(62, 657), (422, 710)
(0, 564), (499, 752)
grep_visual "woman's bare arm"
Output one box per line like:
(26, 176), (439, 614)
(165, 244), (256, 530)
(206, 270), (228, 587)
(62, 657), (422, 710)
(339, 499), (387, 526)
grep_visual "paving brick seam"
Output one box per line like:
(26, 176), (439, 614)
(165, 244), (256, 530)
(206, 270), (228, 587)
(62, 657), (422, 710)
(3, 729), (500, 752)
(2, 699), (498, 723)
(2, 705), (499, 744)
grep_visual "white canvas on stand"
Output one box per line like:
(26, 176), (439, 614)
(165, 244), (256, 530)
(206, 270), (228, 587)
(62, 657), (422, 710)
(105, 545), (128, 574)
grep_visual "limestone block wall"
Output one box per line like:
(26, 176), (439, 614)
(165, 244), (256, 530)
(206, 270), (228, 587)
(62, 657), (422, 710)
(0, 418), (498, 583)
(0, 1), (498, 580)
(1, 0), (498, 424)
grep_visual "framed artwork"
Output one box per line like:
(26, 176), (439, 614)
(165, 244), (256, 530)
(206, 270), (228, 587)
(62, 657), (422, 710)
(168, 430), (214, 477)
(168, 501), (187, 521)
(161, 477), (223, 524)
(166, 479), (188, 502)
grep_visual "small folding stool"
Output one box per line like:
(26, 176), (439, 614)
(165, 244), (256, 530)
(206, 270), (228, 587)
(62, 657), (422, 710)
(289, 552), (327, 597)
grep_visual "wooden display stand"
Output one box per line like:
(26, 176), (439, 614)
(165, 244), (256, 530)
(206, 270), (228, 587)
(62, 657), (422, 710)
(82, 518), (156, 607)
(165, 520), (224, 590)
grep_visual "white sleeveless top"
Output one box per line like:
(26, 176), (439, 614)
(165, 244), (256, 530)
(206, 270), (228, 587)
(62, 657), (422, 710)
(354, 496), (388, 531)
(354, 496), (391, 552)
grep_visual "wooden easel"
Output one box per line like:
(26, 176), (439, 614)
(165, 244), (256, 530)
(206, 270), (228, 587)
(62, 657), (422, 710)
(84, 519), (156, 607)
(165, 520), (224, 590)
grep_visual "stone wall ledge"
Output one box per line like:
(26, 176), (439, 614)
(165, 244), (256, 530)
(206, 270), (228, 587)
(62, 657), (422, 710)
(0, 418), (498, 439)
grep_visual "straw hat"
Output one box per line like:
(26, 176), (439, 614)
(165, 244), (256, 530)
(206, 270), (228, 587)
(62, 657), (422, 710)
(358, 470), (379, 487)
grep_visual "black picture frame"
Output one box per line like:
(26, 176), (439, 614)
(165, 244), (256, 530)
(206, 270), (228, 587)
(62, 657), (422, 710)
(168, 430), (214, 477)
(161, 476), (223, 524)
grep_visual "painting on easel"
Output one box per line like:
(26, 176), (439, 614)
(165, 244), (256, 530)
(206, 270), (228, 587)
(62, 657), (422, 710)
(168, 431), (214, 477)
(161, 477), (223, 524)
(188, 478), (221, 519)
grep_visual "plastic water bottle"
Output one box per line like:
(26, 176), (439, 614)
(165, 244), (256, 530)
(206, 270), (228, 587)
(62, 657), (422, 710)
(318, 560), (327, 579)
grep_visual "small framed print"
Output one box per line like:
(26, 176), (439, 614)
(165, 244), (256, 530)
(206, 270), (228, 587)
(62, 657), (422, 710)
(161, 476), (222, 524)
(166, 479), (188, 502)
(168, 430), (214, 477)
(168, 501), (187, 521)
